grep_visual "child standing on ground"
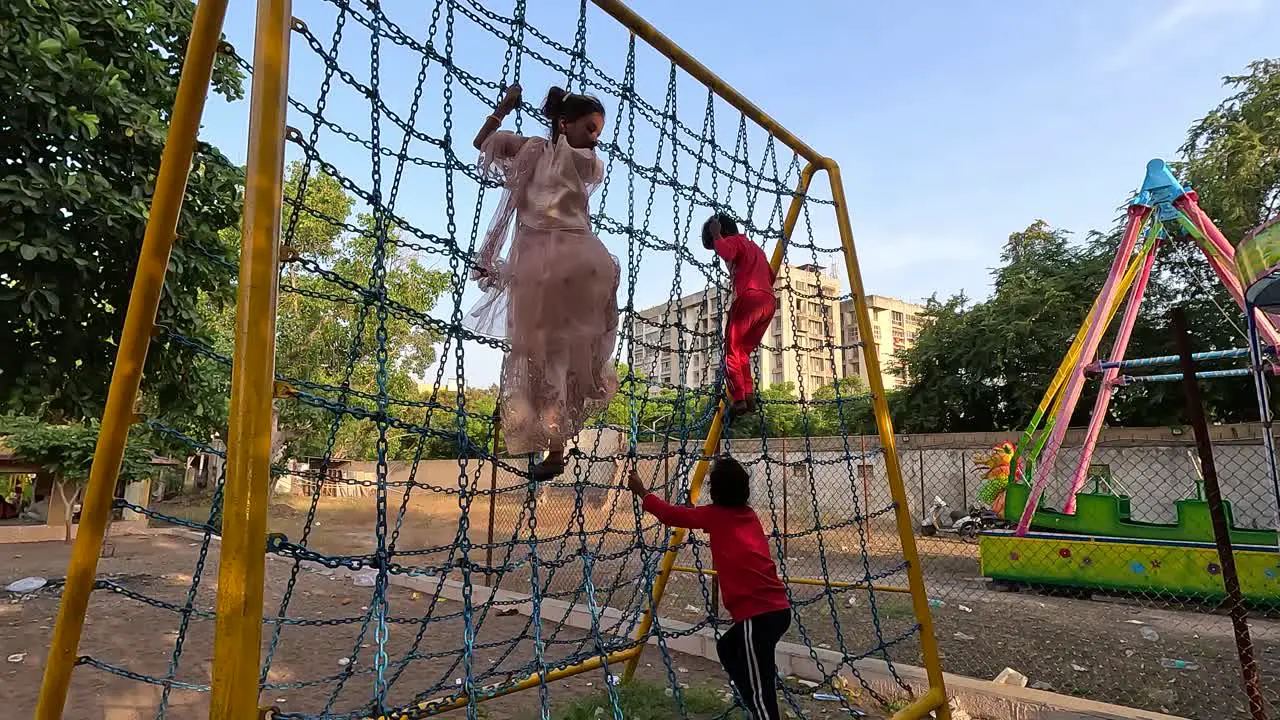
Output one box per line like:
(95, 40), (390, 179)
(627, 458), (792, 720)
(467, 84), (621, 479)
(702, 213), (776, 424)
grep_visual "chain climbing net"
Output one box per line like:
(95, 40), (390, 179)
(75, 1), (936, 718)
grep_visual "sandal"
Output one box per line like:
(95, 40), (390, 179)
(530, 459), (565, 481)
(725, 400), (750, 427)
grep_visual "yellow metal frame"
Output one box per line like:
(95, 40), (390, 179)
(34, 1), (234, 717)
(590, 3), (950, 717)
(38, 0), (949, 718)
(210, 0), (293, 716)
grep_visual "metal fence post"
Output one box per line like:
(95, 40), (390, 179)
(1173, 307), (1268, 720)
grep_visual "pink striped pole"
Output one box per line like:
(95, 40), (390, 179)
(1178, 194), (1280, 349)
(1014, 204), (1151, 535)
(1063, 237), (1160, 514)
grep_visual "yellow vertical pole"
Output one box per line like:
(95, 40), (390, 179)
(209, 0), (291, 716)
(622, 164), (817, 681)
(821, 160), (950, 720)
(34, 2), (232, 717)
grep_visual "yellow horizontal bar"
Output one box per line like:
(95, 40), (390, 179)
(891, 686), (948, 720)
(376, 645), (642, 718)
(588, 0), (823, 164)
(670, 565), (911, 594)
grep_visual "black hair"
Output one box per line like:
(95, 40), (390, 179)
(708, 456), (750, 507)
(701, 212), (740, 250)
(541, 86), (606, 140)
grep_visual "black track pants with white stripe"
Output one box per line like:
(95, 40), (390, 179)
(716, 608), (792, 720)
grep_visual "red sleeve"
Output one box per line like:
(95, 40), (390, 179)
(642, 493), (715, 530)
(713, 235), (742, 265)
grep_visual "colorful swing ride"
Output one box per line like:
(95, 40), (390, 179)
(977, 159), (1280, 605)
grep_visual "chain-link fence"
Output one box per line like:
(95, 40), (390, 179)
(815, 423), (1277, 720)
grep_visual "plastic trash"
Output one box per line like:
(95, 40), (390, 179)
(350, 570), (377, 587)
(7, 653), (26, 663)
(1160, 658), (1200, 670)
(1140, 626), (1160, 641)
(953, 632), (976, 641)
(927, 599), (945, 608)
(813, 693), (842, 701)
(5, 577), (46, 594)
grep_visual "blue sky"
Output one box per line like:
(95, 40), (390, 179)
(199, 0), (1280, 387)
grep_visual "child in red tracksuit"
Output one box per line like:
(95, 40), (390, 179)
(627, 457), (792, 720)
(702, 213), (776, 424)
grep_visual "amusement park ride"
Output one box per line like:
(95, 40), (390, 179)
(977, 160), (1280, 604)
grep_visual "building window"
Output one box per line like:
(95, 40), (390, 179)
(892, 311), (904, 325)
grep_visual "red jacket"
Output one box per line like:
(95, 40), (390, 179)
(714, 234), (775, 297)
(642, 493), (791, 623)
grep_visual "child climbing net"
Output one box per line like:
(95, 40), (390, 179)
(38, 1), (947, 719)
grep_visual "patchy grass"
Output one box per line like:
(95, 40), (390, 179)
(535, 680), (734, 720)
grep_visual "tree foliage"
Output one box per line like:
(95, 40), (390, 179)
(0, 0), (244, 425)
(0, 415), (152, 487)
(891, 222), (1110, 432)
(266, 163), (452, 459)
(1181, 59), (1280, 242)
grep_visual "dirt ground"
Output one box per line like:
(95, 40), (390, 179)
(148, 490), (1280, 720)
(1, 532), (889, 720)
(9, 488), (1276, 719)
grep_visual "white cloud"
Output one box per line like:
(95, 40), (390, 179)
(1097, 0), (1264, 73)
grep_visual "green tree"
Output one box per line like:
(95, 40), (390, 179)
(892, 222), (1110, 433)
(0, 0), (244, 424)
(810, 376), (874, 436)
(1181, 59), (1280, 242)
(728, 382), (805, 439)
(267, 164), (452, 460)
(0, 415), (152, 542)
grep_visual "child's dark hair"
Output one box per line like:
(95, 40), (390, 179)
(542, 86), (605, 140)
(708, 456), (750, 507)
(701, 212), (740, 250)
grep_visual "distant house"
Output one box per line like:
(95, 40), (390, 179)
(0, 436), (179, 543)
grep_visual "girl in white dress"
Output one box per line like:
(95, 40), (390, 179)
(467, 85), (620, 480)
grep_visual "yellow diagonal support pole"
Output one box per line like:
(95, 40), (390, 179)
(824, 159), (951, 720)
(621, 163), (816, 681)
(209, 0), (291, 716)
(34, 2), (232, 717)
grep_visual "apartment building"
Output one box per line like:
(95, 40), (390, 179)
(630, 264), (844, 398)
(632, 263), (927, 396)
(838, 294), (926, 389)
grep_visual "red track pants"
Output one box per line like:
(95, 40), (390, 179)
(724, 289), (775, 403)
